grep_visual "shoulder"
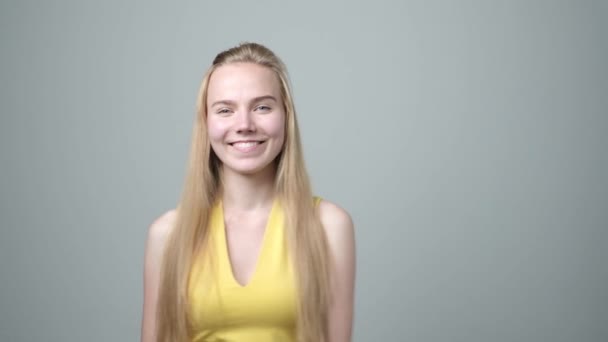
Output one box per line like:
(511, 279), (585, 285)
(143, 209), (178, 287)
(317, 199), (355, 255)
(141, 209), (177, 341)
(317, 199), (354, 233)
(316, 198), (356, 338)
(145, 209), (178, 257)
(148, 209), (178, 238)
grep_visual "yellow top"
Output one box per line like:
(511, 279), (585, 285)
(188, 197), (320, 341)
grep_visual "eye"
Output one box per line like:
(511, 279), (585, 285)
(216, 108), (232, 115)
(255, 105), (271, 112)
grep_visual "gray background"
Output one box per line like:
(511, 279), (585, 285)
(1, 0), (606, 341)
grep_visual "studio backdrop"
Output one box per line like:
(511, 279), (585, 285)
(1, 1), (606, 341)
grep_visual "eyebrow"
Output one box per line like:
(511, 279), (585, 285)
(210, 95), (278, 108)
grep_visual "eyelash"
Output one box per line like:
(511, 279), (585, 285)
(216, 106), (271, 114)
(255, 105), (271, 112)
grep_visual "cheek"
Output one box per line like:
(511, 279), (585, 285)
(207, 119), (230, 159)
(267, 114), (286, 140)
(207, 118), (227, 143)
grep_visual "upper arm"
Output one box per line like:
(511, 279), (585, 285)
(318, 200), (356, 342)
(141, 210), (177, 342)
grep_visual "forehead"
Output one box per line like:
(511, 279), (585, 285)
(207, 63), (281, 104)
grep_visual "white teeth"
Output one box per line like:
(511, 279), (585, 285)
(232, 141), (259, 148)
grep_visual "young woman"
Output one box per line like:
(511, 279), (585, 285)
(141, 42), (355, 342)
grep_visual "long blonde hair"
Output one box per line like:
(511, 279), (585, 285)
(156, 42), (331, 342)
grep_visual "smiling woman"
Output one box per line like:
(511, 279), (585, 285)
(206, 63), (286, 176)
(141, 42), (356, 342)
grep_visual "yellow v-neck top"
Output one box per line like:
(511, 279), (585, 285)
(188, 197), (320, 341)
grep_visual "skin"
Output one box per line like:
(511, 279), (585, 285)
(141, 62), (356, 342)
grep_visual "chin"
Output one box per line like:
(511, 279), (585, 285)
(223, 161), (276, 177)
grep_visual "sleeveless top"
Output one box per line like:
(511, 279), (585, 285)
(188, 197), (321, 341)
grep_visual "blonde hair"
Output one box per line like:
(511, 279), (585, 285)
(156, 42), (331, 342)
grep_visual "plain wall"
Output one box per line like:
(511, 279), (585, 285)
(1, 0), (606, 341)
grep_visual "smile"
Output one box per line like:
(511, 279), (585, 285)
(229, 140), (265, 152)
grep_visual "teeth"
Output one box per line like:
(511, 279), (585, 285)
(232, 141), (259, 148)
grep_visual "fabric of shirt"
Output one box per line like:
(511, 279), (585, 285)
(188, 197), (321, 341)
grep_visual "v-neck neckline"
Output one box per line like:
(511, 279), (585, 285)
(217, 199), (277, 288)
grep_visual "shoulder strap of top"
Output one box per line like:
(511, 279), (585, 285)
(313, 196), (322, 207)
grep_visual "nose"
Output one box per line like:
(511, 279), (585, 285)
(235, 109), (256, 133)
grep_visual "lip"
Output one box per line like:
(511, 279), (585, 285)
(229, 140), (266, 153)
(228, 139), (265, 145)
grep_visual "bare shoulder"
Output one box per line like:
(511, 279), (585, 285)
(317, 199), (356, 342)
(144, 209), (178, 266)
(142, 209), (177, 342)
(317, 199), (355, 254)
(147, 209), (178, 243)
(317, 199), (354, 236)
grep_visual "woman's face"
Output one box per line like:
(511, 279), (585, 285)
(206, 62), (286, 176)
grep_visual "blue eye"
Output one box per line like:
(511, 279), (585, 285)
(217, 108), (231, 114)
(255, 105), (271, 112)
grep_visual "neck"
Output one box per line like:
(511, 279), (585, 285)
(219, 164), (277, 212)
